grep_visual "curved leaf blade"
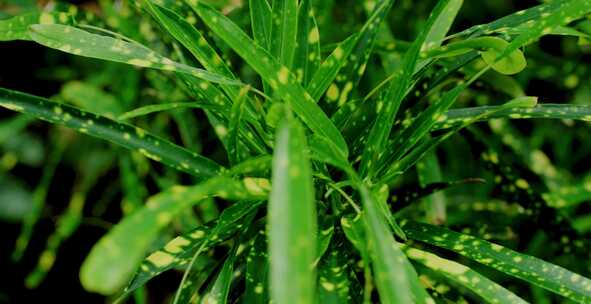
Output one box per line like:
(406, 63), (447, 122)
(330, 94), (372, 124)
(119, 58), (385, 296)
(402, 220), (591, 303)
(80, 177), (267, 295)
(406, 247), (528, 304)
(0, 88), (223, 177)
(28, 24), (239, 85)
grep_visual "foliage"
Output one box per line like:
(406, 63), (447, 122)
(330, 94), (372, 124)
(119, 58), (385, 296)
(1, 0), (591, 303)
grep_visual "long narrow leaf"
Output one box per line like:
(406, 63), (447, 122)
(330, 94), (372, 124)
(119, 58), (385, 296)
(269, 0), (298, 68)
(357, 186), (432, 304)
(402, 220), (591, 303)
(28, 24), (239, 85)
(0, 88), (223, 177)
(499, 0), (591, 59)
(80, 177), (268, 294)
(433, 104), (591, 130)
(120, 199), (265, 299)
(250, 0), (272, 49)
(405, 247), (528, 304)
(0, 12), (73, 41)
(268, 118), (317, 304)
(293, 0), (321, 85)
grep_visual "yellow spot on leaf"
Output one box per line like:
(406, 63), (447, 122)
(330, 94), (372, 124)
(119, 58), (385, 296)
(326, 83), (339, 101)
(164, 237), (190, 254)
(278, 66), (290, 84)
(321, 281), (335, 291)
(515, 179), (529, 189)
(308, 27), (320, 44)
(128, 59), (152, 67)
(147, 251), (174, 268)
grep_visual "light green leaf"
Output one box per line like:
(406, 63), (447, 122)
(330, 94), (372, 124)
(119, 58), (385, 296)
(28, 24), (239, 85)
(0, 11), (72, 41)
(422, 0), (463, 50)
(80, 177), (268, 295)
(357, 186), (432, 304)
(268, 118), (317, 304)
(118, 102), (227, 120)
(480, 38), (526, 75)
(120, 199), (264, 299)
(250, 0), (272, 49)
(422, 37), (527, 75)
(61, 81), (123, 116)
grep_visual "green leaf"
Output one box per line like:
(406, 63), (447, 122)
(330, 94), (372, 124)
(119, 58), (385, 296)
(306, 34), (358, 102)
(378, 85), (465, 179)
(499, 0), (591, 60)
(0, 11), (73, 41)
(270, 0), (298, 68)
(141, 1), (247, 103)
(480, 38), (527, 75)
(357, 186), (432, 304)
(80, 177), (268, 295)
(361, 0), (460, 178)
(189, 1), (348, 156)
(422, 0), (463, 50)
(120, 199), (264, 298)
(244, 231), (270, 304)
(227, 155), (273, 176)
(405, 247), (528, 304)
(118, 102), (227, 120)
(433, 104), (591, 130)
(317, 240), (358, 303)
(455, 0), (575, 38)
(379, 96), (537, 183)
(422, 37), (527, 75)
(416, 152), (447, 224)
(249, 0), (272, 49)
(198, 248), (236, 304)
(12, 134), (65, 261)
(293, 0), (321, 85)
(61, 81), (123, 116)
(329, 0), (395, 107)
(268, 118), (317, 304)
(402, 220), (591, 304)
(141, 0), (268, 153)
(0, 88), (223, 178)
(28, 24), (239, 85)
(228, 86), (249, 165)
